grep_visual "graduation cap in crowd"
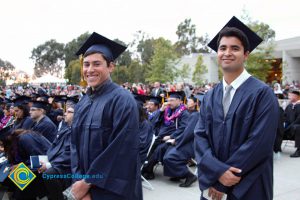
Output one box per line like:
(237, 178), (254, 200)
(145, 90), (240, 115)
(149, 96), (162, 106)
(53, 95), (68, 104)
(66, 95), (80, 104)
(168, 91), (186, 101)
(13, 95), (32, 107)
(289, 89), (300, 96)
(31, 100), (50, 110)
(208, 16), (263, 53)
(133, 94), (149, 109)
(76, 32), (127, 61)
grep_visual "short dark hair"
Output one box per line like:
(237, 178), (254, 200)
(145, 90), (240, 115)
(83, 51), (111, 66)
(217, 27), (250, 53)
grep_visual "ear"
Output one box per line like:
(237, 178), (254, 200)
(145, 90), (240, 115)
(108, 62), (115, 73)
(244, 51), (250, 61)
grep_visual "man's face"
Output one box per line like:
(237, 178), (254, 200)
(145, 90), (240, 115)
(64, 107), (74, 125)
(288, 93), (299, 103)
(30, 107), (43, 120)
(83, 53), (114, 88)
(154, 82), (160, 88)
(167, 98), (181, 109)
(147, 102), (158, 112)
(217, 36), (249, 73)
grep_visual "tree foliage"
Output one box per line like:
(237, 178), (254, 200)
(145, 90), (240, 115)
(192, 55), (208, 86)
(174, 18), (210, 56)
(64, 32), (91, 67)
(111, 66), (130, 84)
(0, 58), (15, 71)
(176, 64), (190, 83)
(241, 11), (276, 82)
(146, 38), (178, 83)
(31, 39), (65, 77)
(65, 59), (81, 84)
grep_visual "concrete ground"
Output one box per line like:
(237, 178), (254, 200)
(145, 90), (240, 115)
(143, 142), (300, 200)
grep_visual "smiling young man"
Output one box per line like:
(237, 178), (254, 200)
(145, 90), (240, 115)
(194, 16), (279, 200)
(70, 32), (142, 200)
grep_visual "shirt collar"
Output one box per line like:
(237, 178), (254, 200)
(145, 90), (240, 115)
(223, 68), (251, 91)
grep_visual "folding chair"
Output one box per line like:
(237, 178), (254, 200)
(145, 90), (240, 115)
(141, 134), (156, 190)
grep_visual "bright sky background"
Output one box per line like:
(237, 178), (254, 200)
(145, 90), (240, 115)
(0, 0), (299, 74)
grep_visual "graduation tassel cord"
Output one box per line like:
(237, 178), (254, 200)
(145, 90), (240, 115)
(79, 55), (87, 87)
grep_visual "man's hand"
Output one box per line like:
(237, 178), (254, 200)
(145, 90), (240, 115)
(218, 167), (242, 187)
(38, 162), (47, 173)
(81, 193), (92, 200)
(209, 187), (224, 200)
(160, 102), (170, 111)
(166, 138), (176, 145)
(162, 135), (171, 141)
(71, 180), (91, 200)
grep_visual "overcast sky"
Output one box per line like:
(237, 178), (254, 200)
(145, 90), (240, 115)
(0, 0), (299, 74)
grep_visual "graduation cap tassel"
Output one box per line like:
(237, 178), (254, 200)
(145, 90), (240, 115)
(79, 55), (87, 87)
(196, 99), (199, 111)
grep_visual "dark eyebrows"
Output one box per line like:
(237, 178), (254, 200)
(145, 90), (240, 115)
(218, 44), (241, 49)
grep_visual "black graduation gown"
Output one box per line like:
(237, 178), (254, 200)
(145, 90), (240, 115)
(148, 110), (161, 136)
(47, 125), (71, 174)
(13, 116), (34, 130)
(17, 132), (51, 165)
(31, 115), (57, 143)
(139, 120), (153, 165)
(11, 132), (51, 199)
(163, 111), (199, 178)
(194, 77), (279, 200)
(71, 80), (142, 200)
(157, 108), (190, 139)
(284, 103), (300, 138)
(149, 109), (189, 162)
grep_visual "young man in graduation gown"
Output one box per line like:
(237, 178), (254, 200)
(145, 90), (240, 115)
(163, 96), (199, 187)
(146, 96), (162, 136)
(283, 90), (300, 157)
(70, 32), (142, 200)
(142, 91), (189, 180)
(30, 101), (57, 143)
(194, 16), (279, 200)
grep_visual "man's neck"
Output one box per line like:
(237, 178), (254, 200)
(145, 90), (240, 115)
(223, 67), (244, 85)
(35, 115), (45, 124)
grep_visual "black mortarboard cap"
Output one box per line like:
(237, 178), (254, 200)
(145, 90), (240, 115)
(53, 95), (68, 103)
(31, 101), (50, 110)
(133, 94), (149, 108)
(289, 89), (300, 96)
(13, 96), (31, 107)
(168, 91), (185, 100)
(149, 96), (162, 105)
(66, 95), (80, 104)
(194, 92), (205, 104)
(208, 16), (263, 52)
(75, 32), (127, 62)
